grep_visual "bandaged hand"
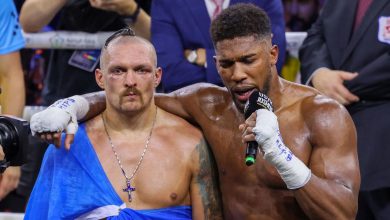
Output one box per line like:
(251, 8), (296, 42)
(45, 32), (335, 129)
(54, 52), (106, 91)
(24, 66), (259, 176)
(252, 109), (311, 189)
(30, 95), (89, 149)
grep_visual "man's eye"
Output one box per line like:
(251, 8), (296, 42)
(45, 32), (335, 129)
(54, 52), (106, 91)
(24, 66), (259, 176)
(242, 59), (254, 64)
(111, 68), (124, 75)
(220, 61), (234, 68)
(136, 68), (150, 74)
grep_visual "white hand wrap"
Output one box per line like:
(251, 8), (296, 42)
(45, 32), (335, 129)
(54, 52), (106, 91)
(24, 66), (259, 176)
(253, 109), (311, 189)
(30, 95), (89, 136)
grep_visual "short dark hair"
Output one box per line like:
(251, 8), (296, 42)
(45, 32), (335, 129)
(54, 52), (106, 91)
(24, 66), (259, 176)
(210, 3), (271, 45)
(104, 27), (136, 48)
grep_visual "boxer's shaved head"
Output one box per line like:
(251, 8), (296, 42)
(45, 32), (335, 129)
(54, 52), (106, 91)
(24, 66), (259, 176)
(100, 28), (157, 69)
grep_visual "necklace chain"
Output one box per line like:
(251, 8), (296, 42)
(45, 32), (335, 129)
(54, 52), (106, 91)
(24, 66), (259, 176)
(101, 108), (157, 190)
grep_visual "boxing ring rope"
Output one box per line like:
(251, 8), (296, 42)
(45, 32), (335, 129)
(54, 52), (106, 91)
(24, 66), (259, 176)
(23, 31), (307, 51)
(0, 212), (24, 219)
(21, 31), (307, 121)
(23, 31), (114, 49)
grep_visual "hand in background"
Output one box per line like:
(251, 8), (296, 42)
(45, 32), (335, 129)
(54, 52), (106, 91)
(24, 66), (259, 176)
(184, 48), (206, 67)
(0, 166), (20, 200)
(0, 145), (4, 161)
(89, 0), (138, 16)
(311, 67), (360, 105)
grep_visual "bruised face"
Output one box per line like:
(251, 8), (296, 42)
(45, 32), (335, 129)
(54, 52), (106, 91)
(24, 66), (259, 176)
(214, 36), (278, 112)
(95, 37), (162, 114)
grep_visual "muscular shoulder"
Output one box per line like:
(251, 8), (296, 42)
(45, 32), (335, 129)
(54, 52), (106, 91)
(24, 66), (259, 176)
(279, 81), (355, 146)
(173, 83), (231, 112)
(173, 83), (229, 102)
(300, 93), (356, 147)
(281, 81), (350, 124)
(301, 94), (352, 125)
(156, 107), (205, 153)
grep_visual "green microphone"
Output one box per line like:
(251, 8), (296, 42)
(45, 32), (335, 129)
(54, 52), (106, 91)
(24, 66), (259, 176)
(244, 90), (273, 166)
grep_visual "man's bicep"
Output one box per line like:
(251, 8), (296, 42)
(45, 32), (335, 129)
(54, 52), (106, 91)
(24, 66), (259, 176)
(308, 105), (360, 191)
(190, 138), (222, 220)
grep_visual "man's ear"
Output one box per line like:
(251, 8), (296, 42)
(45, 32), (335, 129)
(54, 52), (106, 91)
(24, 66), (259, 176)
(154, 67), (162, 88)
(270, 45), (279, 66)
(213, 55), (220, 73)
(95, 68), (105, 89)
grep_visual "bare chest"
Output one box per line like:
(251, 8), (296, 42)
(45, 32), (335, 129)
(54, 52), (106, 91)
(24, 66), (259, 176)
(200, 109), (310, 189)
(91, 138), (192, 209)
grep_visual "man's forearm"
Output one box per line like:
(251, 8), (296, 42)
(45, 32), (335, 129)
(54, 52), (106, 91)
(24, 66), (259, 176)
(128, 10), (151, 40)
(80, 91), (107, 121)
(0, 52), (25, 116)
(295, 175), (358, 219)
(20, 0), (67, 32)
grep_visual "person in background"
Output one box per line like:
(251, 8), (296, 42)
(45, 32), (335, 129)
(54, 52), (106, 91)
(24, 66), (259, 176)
(0, 0), (26, 212)
(283, 0), (320, 32)
(299, 1), (390, 219)
(280, 0), (321, 82)
(151, 0), (286, 92)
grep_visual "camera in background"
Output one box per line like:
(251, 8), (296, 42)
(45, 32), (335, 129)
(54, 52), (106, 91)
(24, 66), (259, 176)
(0, 116), (30, 167)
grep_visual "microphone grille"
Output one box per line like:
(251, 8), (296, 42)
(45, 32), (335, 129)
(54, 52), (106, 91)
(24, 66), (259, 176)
(244, 91), (273, 119)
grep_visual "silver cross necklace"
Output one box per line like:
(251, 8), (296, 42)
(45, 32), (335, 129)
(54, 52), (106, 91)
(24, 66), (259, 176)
(101, 108), (157, 202)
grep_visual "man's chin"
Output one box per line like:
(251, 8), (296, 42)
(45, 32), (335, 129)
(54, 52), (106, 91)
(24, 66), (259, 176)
(119, 103), (143, 113)
(233, 99), (246, 113)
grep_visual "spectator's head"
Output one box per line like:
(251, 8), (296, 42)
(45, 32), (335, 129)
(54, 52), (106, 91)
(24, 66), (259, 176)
(96, 28), (161, 114)
(283, 0), (320, 31)
(210, 4), (278, 112)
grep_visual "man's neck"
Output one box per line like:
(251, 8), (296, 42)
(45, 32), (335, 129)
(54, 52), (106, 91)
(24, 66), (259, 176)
(265, 71), (285, 112)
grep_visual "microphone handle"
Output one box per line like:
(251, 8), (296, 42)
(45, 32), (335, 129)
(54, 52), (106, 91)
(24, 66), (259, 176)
(245, 141), (258, 166)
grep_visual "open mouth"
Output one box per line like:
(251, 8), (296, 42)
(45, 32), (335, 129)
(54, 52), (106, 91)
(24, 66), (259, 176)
(233, 87), (256, 102)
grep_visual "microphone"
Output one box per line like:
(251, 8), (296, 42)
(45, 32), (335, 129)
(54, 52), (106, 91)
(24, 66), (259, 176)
(244, 90), (273, 166)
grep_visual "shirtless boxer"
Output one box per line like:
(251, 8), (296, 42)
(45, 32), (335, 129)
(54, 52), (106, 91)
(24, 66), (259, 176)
(31, 4), (360, 219)
(25, 29), (222, 219)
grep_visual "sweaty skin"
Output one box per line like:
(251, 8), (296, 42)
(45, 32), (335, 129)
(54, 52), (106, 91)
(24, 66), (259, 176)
(156, 83), (359, 219)
(93, 37), (222, 219)
(32, 35), (222, 219)
(156, 36), (360, 219)
(47, 35), (360, 219)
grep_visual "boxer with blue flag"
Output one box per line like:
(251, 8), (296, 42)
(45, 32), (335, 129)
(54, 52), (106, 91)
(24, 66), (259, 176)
(25, 28), (222, 220)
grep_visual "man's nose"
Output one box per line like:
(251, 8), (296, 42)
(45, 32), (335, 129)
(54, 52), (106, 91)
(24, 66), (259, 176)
(124, 70), (137, 87)
(230, 64), (246, 82)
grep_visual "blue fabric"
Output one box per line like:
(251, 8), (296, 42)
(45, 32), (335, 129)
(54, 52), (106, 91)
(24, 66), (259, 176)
(108, 206), (192, 220)
(0, 0), (25, 54)
(25, 124), (192, 219)
(151, 0), (286, 92)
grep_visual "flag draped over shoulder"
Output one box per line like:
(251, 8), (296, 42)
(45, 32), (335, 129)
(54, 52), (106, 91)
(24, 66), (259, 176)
(25, 124), (192, 220)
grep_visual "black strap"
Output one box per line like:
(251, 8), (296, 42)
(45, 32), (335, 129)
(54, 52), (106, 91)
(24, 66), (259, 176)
(0, 159), (10, 174)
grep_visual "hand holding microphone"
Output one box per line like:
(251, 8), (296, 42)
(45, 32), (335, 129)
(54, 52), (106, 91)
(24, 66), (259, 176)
(241, 91), (311, 189)
(243, 91), (273, 166)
